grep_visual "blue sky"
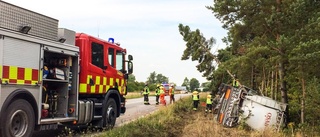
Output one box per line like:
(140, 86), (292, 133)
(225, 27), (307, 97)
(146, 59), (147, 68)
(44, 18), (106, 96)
(4, 0), (228, 85)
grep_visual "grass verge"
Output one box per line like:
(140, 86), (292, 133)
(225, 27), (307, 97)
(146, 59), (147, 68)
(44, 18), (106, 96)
(101, 96), (192, 137)
(85, 92), (318, 137)
(124, 92), (143, 99)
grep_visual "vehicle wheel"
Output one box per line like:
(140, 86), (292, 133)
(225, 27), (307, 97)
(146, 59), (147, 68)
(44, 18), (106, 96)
(102, 98), (117, 129)
(1, 99), (35, 137)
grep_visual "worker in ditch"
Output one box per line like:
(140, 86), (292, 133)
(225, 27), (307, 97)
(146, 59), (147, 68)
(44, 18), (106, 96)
(205, 93), (213, 113)
(192, 91), (200, 111)
(169, 85), (175, 104)
(143, 83), (150, 105)
(232, 75), (240, 88)
(159, 85), (166, 105)
(155, 84), (161, 105)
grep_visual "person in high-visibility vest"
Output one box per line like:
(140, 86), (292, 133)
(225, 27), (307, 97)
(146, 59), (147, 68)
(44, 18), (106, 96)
(169, 85), (175, 104)
(232, 79), (239, 88)
(192, 91), (199, 110)
(205, 93), (213, 113)
(155, 84), (160, 105)
(159, 85), (166, 105)
(232, 75), (240, 88)
(143, 83), (150, 105)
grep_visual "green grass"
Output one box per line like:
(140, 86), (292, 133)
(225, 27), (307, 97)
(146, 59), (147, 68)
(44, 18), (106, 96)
(101, 97), (192, 137)
(63, 92), (319, 137)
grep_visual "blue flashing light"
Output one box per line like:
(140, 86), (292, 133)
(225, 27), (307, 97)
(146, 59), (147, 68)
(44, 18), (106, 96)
(108, 38), (114, 43)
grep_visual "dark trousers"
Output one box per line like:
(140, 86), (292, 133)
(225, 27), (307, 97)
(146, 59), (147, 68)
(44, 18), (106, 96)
(193, 100), (199, 109)
(170, 95), (175, 103)
(206, 104), (212, 112)
(144, 94), (149, 103)
(156, 95), (159, 104)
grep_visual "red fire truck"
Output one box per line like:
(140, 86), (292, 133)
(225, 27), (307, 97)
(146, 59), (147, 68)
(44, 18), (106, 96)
(161, 83), (170, 95)
(0, 1), (133, 136)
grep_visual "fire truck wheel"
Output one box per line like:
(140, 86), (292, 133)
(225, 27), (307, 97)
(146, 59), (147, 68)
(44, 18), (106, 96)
(1, 99), (35, 137)
(103, 98), (117, 129)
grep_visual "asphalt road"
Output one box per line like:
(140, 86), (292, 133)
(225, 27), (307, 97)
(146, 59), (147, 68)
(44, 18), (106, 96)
(116, 93), (190, 127)
(33, 93), (190, 136)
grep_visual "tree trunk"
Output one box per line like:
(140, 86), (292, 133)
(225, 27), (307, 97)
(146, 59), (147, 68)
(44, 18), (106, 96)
(276, 0), (289, 125)
(262, 66), (266, 95)
(301, 78), (305, 124)
(275, 66), (278, 100)
(271, 69), (274, 99)
(251, 66), (254, 88)
(279, 61), (289, 123)
(267, 69), (271, 97)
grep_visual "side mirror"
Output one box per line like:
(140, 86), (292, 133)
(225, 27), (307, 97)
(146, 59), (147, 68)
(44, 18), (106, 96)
(124, 74), (129, 79)
(127, 61), (133, 74)
(128, 55), (133, 61)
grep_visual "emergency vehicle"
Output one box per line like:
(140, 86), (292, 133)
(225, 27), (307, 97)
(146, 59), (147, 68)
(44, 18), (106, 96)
(214, 84), (287, 131)
(161, 82), (170, 95)
(0, 1), (133, 136)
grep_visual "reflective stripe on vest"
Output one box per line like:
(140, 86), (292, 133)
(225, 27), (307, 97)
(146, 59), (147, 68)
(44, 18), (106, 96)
(233, 79), (239, 87)
(143, 86), (149, 94)
(155, 88), (160, 95)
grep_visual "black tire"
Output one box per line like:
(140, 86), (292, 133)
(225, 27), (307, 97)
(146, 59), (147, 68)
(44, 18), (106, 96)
(1, 99), (35, 137)
(102, 98), (117, 129)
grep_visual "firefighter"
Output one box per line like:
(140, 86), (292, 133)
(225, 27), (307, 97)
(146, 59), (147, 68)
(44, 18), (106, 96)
(192, 91), (200, 111)
(169, 85), (175, 104)
(205, 93), (213, 113)
(155, 84), (160, 105)
(232, 75), (240, 88)
(159, 85), (166, 105)
(143, 83), (150, 105)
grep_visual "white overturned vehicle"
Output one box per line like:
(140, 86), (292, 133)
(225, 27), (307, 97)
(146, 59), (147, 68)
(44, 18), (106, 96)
(214, 84), (287, 131)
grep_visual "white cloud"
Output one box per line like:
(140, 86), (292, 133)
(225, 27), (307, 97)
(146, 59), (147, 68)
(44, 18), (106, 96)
(3, 0), (228, 85)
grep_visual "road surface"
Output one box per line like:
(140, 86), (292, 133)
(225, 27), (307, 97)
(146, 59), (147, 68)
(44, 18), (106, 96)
(33, 93), (190, 136)
(116, 93), (190, 127)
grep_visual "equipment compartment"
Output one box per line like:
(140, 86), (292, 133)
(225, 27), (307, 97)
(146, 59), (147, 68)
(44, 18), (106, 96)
(42, 51), (71, 118)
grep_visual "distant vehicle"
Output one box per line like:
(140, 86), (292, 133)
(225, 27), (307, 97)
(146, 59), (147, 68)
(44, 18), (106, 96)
(175, 86), (187, 94)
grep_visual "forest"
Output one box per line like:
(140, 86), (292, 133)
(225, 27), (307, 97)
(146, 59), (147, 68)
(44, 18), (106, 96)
(178, 0), (320, 133)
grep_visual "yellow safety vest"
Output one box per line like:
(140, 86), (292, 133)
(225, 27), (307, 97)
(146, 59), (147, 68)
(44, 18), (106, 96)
(206, 95), (212, 104)
(155, 87), (160, 95)
(192, 94), (199, 100)
(160, 88), (164, 94)
(169, 87), (175, 95)
(233, 79), (239, 87)
(143, 86), (149, 95)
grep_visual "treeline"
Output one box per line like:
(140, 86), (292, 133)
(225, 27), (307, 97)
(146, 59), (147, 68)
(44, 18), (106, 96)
(126, 71), (204, 92)
(178, 0), (320, 131)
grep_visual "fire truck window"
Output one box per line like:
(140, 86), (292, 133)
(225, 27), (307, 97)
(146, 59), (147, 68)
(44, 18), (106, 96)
(108, 48), (115, 67)
(116, 50), (124, 72)
(91, 42), (104, 69)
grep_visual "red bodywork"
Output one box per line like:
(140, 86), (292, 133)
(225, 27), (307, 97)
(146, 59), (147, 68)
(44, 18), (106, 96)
(161, 83), (170, 96)
(75, 33), (128, 95)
